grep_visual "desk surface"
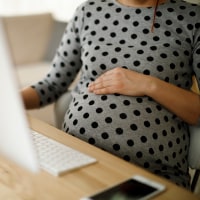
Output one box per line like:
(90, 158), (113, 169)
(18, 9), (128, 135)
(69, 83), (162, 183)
(0, 116), (199, 200)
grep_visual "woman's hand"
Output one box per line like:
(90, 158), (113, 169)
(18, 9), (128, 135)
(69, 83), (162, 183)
(88, 67), (151, 96)
(21, 86), (40, 109)
(88, 67), (200, 125)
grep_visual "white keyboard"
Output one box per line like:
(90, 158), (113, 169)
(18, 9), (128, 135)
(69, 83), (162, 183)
(31, 130), (97, 176)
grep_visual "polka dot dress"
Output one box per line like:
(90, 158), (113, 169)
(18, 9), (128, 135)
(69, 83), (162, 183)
(32, 0), (200, 188)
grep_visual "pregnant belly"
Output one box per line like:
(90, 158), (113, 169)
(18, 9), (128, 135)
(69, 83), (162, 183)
(62, 91), (189, 171)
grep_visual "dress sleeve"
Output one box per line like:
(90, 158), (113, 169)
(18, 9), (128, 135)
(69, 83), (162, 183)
(192, 6), (200, 90)
(31, 3), (85, 107)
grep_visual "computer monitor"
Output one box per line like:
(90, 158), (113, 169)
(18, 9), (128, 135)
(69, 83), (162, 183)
(0, 19), (40, 173)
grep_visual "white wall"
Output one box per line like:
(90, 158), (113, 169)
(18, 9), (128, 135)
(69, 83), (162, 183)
(0, 0), (199, 21)
(0, 0), (86, 21)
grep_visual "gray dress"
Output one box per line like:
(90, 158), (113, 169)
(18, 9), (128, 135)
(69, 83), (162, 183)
(32, 0), (200, 188)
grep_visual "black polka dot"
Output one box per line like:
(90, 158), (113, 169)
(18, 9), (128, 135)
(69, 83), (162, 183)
(91, 122), (98, 128)
(88, 138), (95, 144)
(159, 145), (164, 151)
(105, 117), (112, 123)
(83, 113), (89, 118)
(149, 148), (154, 155)
(136, 151), (143, 158)
(110, 103), (117, 109)
(144, 162), (150, 168)
(113, 144), (120, 151)
(123, 100), (130, 105)
(96, 107), (103, 113)
(111, 58), (118, 64)
(123, 155), (131, 161)
(152, 133), (158, 140)
(144, 121), (151, 127)
(73, 119), (78, 125)
(79, 127), (85, 134)
(101, 132), (109, 139)
(101, 95), (108, 101)
(130, 124), (138, 131)
(119, 113), (127, 119)
(141, 136), (147, 143)
(133, 110), (141, 116)
(116, 128), (124, 135)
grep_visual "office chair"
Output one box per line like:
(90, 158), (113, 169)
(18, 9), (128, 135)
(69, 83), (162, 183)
(189, 125), (200, 192)
(189, 76), (200, 192)
(54, 90), (72, 129)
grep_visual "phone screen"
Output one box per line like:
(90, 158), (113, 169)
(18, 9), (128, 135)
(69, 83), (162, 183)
(88, 179), (159, 200)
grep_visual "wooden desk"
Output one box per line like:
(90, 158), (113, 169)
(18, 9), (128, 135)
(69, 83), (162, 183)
(0, 116), (199, 200)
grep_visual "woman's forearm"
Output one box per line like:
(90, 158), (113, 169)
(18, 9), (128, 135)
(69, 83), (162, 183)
(89, 67), (200, 125)
(21, 87), (40, 109)
(146, 76), (200, 125)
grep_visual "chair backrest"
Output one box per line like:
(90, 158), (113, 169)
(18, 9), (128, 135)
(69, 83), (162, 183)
(188, 125), (200, 169)
(188, 76), (200, 169)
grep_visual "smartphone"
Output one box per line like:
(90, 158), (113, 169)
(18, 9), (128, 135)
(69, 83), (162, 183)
(81, 175), (166, 200)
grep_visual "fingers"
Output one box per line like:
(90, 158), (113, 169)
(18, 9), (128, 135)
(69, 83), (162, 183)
(89, 85), (114, 94)
(88, 67), (125, 94)
(88, 78), (113, 94)
(88, 73), (118, 94)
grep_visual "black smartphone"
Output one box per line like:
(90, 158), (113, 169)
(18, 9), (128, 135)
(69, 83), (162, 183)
(81, 175), (166, 200)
